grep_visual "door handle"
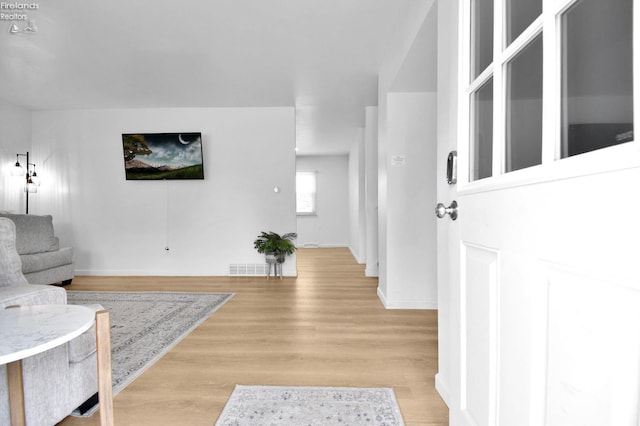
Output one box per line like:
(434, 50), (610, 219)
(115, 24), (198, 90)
(435, 201), (458, 220)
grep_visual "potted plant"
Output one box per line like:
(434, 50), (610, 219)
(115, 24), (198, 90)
(253, 231), (297, 263)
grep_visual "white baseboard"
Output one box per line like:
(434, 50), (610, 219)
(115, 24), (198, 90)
(435, 373), (452, 408)
(348, 246), (366, 264)
(365, 265), (378, 277)
(75, 269), (153, 276)
(296, 243), (349, 248)
(74, 269), (299, 277)
(377, 286), (438, 309)
(377, 286), (387, 307)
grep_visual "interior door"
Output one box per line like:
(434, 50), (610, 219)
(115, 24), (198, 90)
(436, 0), (640, 425)
(435, 0), (462, 414)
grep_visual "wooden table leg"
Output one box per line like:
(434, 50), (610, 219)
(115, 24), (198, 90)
(4, 305), (25, 425)
(95, 310), (114, 426)
(7, 359), (25, 426)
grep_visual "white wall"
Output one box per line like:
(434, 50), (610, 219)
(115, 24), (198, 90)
(296, 155), (349, 248)
(29, 107), (297, 276)
(377, 0), (438, 308)
(364, 107), (379, 277)
(0, 99), (32, 214)
(382, 92), (437, 308)
(348, 129), (366, 263)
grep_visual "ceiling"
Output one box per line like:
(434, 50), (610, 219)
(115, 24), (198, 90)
(0, 0), (417, 155)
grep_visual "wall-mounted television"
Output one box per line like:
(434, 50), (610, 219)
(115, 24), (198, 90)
(122, 132), (204, 180)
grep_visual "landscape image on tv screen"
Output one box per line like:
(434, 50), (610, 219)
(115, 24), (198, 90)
(122, 132), (204, 180)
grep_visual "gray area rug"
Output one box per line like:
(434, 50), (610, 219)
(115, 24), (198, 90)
(66, 291), (234, 416)
(215, 385), (406, 426)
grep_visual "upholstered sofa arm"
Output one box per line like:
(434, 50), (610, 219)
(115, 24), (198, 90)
(0, 213), (75, 286)
(0, 284), (66, 309)
(67, 303), (104, 364)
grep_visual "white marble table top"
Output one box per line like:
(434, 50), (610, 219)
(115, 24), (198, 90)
(0, 304), (95, 365)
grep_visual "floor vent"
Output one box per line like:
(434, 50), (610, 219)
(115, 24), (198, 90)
(229, 263), (268, 276)
(302, 243), (320, 248)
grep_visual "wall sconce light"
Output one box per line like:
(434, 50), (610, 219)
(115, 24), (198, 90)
(12, 152), (40, 214)
(8, 20), (37, 35)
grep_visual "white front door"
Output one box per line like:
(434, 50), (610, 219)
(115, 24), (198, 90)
(436, 0), (640, 425)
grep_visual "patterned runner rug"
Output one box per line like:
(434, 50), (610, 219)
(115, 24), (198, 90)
(215, 385), (405, 425)
(66, 290), (234, 416)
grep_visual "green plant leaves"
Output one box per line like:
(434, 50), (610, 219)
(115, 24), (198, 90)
(253, 231), (297, 256)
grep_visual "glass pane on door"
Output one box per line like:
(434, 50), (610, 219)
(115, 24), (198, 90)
(471, 79), (494, 181)
(506, 35), (543, 172)
(561, 0), (633, 158)
(471, 0), (494, 80)
(505, 0), (541, 45)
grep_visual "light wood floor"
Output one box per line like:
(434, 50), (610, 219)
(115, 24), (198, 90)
(58, 248), (449, 426)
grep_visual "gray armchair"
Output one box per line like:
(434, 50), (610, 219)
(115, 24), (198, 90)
(0, 217), (99, 426)
(0, 213), (74, 286)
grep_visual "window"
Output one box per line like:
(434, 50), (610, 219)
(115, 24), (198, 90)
(506, 33), (543, 172)
(471, 78), (494, 180)
(463, 0), (634, 183)
(296, 171), (317, 215)
(561, 0), (634, 158)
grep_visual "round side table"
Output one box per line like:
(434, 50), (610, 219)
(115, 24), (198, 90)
(0, 304), (112, 426)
